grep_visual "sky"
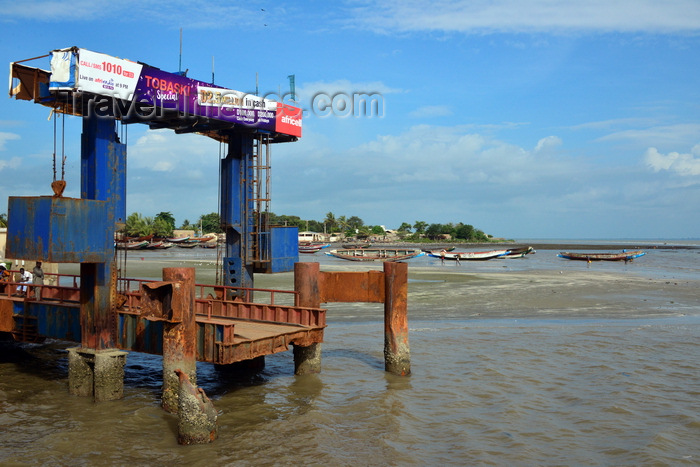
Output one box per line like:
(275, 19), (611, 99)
(1, 0), (699, 240)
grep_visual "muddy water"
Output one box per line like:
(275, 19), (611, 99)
(1, 242), (699, 465)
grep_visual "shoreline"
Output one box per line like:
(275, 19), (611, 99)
(360, 241), (700, 251)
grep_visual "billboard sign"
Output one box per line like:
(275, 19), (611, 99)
(49, 47), (301, 138)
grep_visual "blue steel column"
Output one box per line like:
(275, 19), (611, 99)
(220, 131), (254, 294)
(79, 112), (126, 349)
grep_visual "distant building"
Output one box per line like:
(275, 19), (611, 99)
(298, 231), (324, 243)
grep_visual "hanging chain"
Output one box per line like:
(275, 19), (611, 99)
(61, 112), (66, 180)
(52, 110), (57, 182)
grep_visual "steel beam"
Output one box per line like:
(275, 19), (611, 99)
(220, 131), (254, 294)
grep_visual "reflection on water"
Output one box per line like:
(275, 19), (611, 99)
(1, 242), (698, 464)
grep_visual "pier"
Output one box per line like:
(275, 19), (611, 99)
(3, 46), (410, 443)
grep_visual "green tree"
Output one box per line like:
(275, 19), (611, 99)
(152, 217), (173, 238)
(347, 216), (364, 230)
(397, 222), (412, 233)
(307, 220), (324, 232)
(180, 219), (192, 230)
(371, 225), (385, 235)
(455, 223), (475, 240)
(356, 225), (371, 238)
(269, 213), (305, 228)
(155, 212), (176, 231)
(0, 213), (7, 228)
(124, 212), (152, 236)
(324, 212), (337, 233)
(199, 212), (223, 234)
(413, 221), (427, 235)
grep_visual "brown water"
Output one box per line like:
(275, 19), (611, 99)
(1, 243), (699, 465)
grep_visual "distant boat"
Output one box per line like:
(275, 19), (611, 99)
(176, 241), (200, 249)
(146, 241), (173, 250)
(499, 246), (535, 258)
(191, 234), (218, 243)
(166, 236), (191, 243)
(117, 234), (154, 243)
(299, 243), (330, 253)
(117, 240), (149, 250)
(342, 242), (372, 249)
(557, 250), (646, 262)
(427, 249), (509, 261)
(422, 246), (456, 254)
(326, 248), (424, 262)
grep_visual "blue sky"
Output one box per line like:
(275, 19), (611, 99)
(1, 0), (699, 239)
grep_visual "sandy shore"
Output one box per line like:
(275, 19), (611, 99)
(59, 243), (700, 322)
(403, 267), (699, 321)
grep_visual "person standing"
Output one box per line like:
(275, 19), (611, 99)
(32, 261), (44, 300)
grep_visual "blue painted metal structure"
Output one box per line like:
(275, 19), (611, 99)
(6, 196), (111, 263)
(6, 49), (300, 344)
(221, 132), (254, 290)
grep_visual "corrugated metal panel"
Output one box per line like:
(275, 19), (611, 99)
(7, 196), (111, 262)
(268, 226), (298, 273)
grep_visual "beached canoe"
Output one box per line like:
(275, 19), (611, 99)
(116, 240), (149, 250)
(146, 241), (174, 250)
(557, 250), (646, 261)
(422, 246), (456, 254)
(326, 248), (424, 262)
(428, 249), (509, 261)
(299, 243), (330, 253)
(166, 236), (191, 243)
(499, 246), (535, 258)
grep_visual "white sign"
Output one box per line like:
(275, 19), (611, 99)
(197, 85), (276, 111)
(76, 48), (142, 100)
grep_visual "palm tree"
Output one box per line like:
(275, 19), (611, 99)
(337, 215), (349, 234)
(324, 212), (336, 234)
(0, 213), (7, 228)
(124, 212), (152, 237)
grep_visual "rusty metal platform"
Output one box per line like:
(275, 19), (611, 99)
(0, 273), (326, 365)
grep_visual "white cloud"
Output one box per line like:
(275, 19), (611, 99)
(0, 132), (20, 151)
(645, 145), (700, 176)
(534, 136), (562, 153)
(351, 0), (700, 34)
(0, 156), (21, 171)
(129, 129), (218, 171)
(598, 124), (700, 148)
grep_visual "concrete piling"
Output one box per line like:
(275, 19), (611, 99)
(67, 347), (128, 401)
(174, 369), (218, 445)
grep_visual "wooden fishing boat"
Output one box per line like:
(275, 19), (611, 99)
(422, 246), (456, 254)
(326, 248), (424, 262)
(557, 250), (646, 261)
(116, 240), (149, 250)
(146, 241), (174, 250)
(342, 242), (372, 249)
(499, 246), (535, 258)
(299, 243), (330, 253)
(166, 236), (191, 243)
(117, 234), (154, 243)
(191, 234), (218, 243)
(427, 249), (509, 261)
(176, 241), (200, 249)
